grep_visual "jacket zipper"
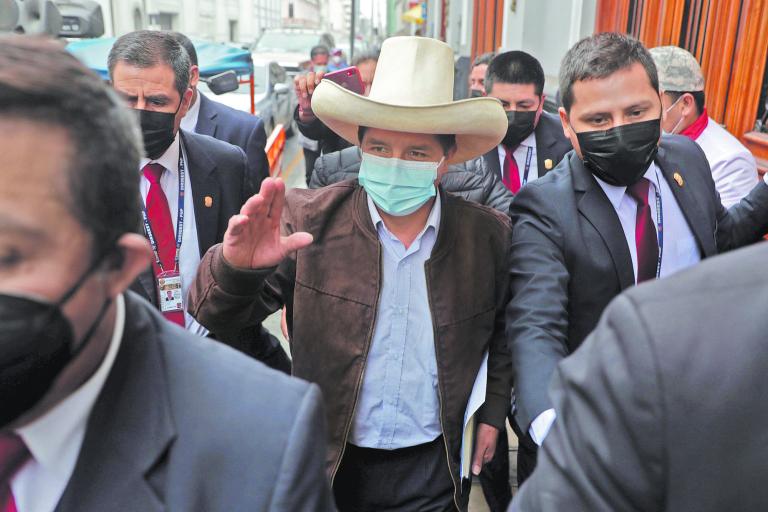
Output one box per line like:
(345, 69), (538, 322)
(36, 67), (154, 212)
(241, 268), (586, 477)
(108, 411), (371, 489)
(330, 243), (382, 485)
(425, 261), (461, 511)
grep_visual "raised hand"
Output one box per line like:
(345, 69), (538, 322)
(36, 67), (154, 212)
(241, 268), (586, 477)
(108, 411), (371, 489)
(294, 70), (325, 122)
(222, 178), (313, 269)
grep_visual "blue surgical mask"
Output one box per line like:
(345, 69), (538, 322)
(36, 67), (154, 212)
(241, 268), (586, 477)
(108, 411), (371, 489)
(358, 153), (442, 216)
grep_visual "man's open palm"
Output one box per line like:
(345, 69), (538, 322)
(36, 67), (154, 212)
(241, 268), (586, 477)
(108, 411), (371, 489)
(222, 178), (313, 269)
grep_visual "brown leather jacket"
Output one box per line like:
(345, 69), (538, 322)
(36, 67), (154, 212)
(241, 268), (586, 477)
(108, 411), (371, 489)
(189, 181), (512, 509)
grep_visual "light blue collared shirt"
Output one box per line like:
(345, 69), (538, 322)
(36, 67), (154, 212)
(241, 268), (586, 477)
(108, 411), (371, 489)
(350, 195), (443, 449)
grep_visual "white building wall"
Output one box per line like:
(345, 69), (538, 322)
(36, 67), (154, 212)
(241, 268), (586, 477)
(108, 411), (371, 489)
(500, 0), (596, 94)
(283, 0), (324, 29)
(95, 0), (281, 42)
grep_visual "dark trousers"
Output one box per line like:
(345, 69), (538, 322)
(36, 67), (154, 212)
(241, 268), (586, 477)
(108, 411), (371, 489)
(333, 436), (456, 512)
(509, 417), (538, 485)
(478, 424), (512, 511)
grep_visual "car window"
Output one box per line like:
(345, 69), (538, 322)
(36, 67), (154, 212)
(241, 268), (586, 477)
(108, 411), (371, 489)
(255, 33), (320, 54)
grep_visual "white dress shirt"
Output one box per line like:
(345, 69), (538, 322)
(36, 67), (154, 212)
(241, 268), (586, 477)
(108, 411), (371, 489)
(11, 294), (126, 512)
(695, 118), (759, 208)
(497, 132), (539, 185)
(180, 92), (202, 133)
(530, 162), (703, 445)
(139, 134), (208, 335)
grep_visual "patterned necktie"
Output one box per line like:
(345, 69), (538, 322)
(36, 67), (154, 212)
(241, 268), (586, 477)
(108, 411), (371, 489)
(502, 146), (521, 194)
(142, 163), (186, 326)
(0, 433), (29, 512)
(627, 178), (660, 283)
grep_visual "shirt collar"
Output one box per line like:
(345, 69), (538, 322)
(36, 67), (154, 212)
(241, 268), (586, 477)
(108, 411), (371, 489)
(594, 161), (659, 210)
(16, 294), (126, 479)
(497, 131), (537, 156)
(680, 108), (709, 141)
(139, 132), (181, 177)
(180, 92), (202, 132)
(366, 193), (442, 243)
(519, 130), (536, 148)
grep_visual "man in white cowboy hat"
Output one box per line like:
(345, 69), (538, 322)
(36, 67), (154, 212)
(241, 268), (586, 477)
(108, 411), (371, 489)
(188, 36), (512, 511)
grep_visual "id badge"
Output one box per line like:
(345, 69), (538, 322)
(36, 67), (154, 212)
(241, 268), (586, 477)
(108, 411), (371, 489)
(157, 271), (184, 313)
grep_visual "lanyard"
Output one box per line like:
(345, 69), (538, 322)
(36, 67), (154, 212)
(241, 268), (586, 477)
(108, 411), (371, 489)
(522, 146), (534, 186)
(141, 145), (185, 273)
(652, 169), (664, 279)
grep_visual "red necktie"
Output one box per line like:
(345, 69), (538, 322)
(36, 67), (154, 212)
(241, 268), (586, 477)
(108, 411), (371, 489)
(502, 146), (521, 194)
(627, 178), (659, 283)
(0, 433), (29, 512)
(142, 163), (186, 327)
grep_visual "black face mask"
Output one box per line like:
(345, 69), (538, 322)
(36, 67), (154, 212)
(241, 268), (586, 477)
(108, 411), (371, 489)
(502, 110), (537, 148)
(137, 101), (181, 160)
(469, 89), (485, 98)
(0, 260), (111, 428)
(575, 118), (661, 187)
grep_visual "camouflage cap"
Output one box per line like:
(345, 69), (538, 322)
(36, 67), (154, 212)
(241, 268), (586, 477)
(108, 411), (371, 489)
(650, 46), (705, 92)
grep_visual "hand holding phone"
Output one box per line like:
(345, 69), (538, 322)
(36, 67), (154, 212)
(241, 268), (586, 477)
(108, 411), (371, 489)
(294, 71), (325, 121)
(323, 66), (365, 96)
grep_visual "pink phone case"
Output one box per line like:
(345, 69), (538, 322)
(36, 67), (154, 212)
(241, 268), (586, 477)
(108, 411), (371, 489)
(323, 67), (365, 95)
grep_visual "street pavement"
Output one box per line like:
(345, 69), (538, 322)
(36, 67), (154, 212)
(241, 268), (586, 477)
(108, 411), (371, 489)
(261, 135), (513, 511)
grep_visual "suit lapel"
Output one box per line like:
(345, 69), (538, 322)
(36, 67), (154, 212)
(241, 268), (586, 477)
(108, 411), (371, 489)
(534, 121), (558, 178)
(182, 132), (222, 257)
(55, 294), (175, 512)
(132, 267), (158, 306)
(195, 94), (218, 138)
(571, 154), (635, 289)
(654, 146), (716, 257)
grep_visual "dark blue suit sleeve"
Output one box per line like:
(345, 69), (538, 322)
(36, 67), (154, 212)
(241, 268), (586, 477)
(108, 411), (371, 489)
(245, 117), (270, 194)
(268, 384), (336, 511)
(506, 182), (571, 432)
(512, 294), (664, 512)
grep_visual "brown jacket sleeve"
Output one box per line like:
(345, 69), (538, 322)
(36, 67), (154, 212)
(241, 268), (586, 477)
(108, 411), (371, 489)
(477, 216), (513, 430)
(187, 198), (299, 338)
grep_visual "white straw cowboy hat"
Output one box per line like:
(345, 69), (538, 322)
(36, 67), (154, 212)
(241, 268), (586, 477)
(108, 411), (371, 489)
(311, 36), (507, 164)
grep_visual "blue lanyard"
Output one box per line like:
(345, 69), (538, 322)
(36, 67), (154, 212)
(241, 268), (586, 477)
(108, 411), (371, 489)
(141, 145), (185, 273)
(652, 169), (664, 279)
(522, 146), (534, 186)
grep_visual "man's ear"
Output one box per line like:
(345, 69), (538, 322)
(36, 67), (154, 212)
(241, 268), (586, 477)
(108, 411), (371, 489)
(103, 233), (153, 299)
(535, 94), (546, 124)
(189, 65), (200, 89)
(558, 106), (571, 139)
(681, 92), (696, 116)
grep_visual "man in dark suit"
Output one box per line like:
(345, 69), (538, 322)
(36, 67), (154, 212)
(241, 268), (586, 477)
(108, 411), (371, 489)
(109, 31), (290, 372)
(512, 241), (768, 511)
(479, 50), (572, 510)
(0, 35), (333, 512)
(172, 32), (271, 193)
(507, 32), (768, 483)
(483, 51), (572, 194)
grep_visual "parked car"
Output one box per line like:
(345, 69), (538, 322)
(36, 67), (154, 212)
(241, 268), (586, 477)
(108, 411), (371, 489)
(199, 60), (296, 137)
(251, 28), (335, 75)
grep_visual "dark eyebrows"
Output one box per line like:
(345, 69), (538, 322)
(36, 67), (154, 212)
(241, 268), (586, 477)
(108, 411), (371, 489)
(364, 137), (390, 147)
(145, 94), (171, 104)
(625, 100), (654, 111)
(0, 217), (47, 241)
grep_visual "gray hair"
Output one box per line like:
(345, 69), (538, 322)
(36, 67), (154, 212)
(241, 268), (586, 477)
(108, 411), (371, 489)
(559, 32), (659, 113)
(0, 35), (143, 259)
(108, 30), (190, 99)
(473, 52), (495, 68)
